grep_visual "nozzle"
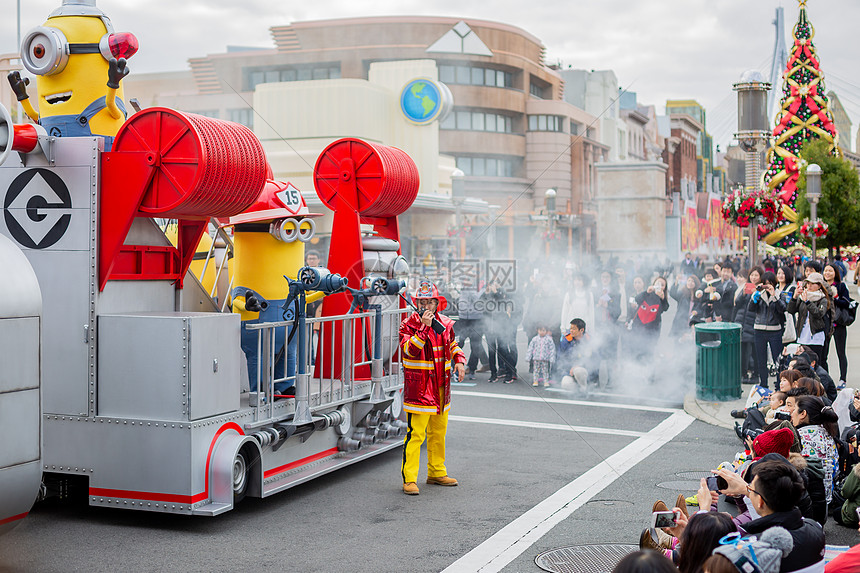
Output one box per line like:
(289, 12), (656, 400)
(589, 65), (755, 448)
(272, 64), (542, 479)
(297, 266), (348, 293)
(244, 291), (269, 313)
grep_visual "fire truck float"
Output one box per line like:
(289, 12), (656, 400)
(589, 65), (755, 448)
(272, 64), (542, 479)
(0, 99), (419, 528)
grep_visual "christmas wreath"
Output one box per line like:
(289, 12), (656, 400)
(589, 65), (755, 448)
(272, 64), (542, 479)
(799, 219), (828, 239)
(721, 189), (781, 228)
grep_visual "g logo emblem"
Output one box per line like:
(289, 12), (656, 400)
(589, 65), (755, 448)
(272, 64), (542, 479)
(4, 169), (72, 249)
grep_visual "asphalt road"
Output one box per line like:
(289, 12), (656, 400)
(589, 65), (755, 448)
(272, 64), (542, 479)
(2, 299), (860, 572)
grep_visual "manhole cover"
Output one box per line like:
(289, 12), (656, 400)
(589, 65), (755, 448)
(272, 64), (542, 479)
(676, 471), (712, 480)
(535, 544), (638, 573)
(656, 480), (700, 490)
(585, 499), (633, 507)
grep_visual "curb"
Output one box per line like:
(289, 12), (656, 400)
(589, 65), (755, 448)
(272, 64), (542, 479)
(683, 392), (737, 431)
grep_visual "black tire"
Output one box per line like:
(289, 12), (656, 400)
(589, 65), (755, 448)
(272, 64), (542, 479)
(232, 448), (250, 504)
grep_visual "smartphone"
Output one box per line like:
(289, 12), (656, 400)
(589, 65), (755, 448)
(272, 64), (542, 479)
(706, 475), (728, 491)
(651, 510), (678, 529)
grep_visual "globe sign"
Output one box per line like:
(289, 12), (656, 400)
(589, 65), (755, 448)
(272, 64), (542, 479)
(400, 79), (443, 124)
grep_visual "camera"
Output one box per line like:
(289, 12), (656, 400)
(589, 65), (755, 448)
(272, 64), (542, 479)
(775, 410), (791, 421)
(743, 428), (765, 441)
(651, 510), (678, 529)
(706, 475), (729, 491)
(756, 284), (764, 291)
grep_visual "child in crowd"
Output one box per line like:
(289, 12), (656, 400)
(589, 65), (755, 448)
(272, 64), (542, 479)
(764, 391), (789, 424)
(527, 326), (556, 387)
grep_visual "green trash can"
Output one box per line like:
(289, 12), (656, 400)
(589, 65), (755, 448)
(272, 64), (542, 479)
(694, 322), (742, 401)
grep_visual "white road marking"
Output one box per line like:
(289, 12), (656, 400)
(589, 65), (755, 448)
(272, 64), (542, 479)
(452, 390), (680, 413)
(448, 415), (645, 438)
(442, 410), (695, 573)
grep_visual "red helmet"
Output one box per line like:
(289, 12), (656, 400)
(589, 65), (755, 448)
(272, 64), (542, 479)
(413, 280), (447, 312)
(228, 180), (321, 225)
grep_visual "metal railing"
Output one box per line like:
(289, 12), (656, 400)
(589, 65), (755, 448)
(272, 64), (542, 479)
(244, 305), (408, 425)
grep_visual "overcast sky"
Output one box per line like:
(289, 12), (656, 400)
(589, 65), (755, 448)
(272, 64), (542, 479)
(3, 0), (859, 150)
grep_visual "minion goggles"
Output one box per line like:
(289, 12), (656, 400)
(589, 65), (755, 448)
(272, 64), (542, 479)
(21, 26), (138, 76)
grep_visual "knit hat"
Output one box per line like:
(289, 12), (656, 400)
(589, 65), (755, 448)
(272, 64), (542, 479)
(752, 428), (795, 460)
(805, 272), (827, 288)
(713, 527), (793, 573)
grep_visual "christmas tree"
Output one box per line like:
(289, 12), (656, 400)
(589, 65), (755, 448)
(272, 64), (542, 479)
(763, 0), (840, 246)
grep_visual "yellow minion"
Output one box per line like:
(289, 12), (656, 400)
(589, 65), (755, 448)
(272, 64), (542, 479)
(8, 0), (138, 150)
(228, 180), (321, 393)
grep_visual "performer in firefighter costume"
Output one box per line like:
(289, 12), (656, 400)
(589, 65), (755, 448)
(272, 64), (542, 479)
(399, 280), (466, 495)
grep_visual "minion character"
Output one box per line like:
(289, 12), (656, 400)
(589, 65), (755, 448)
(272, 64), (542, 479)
(228, 180), (321, 395)
(7, 0), (138, 151)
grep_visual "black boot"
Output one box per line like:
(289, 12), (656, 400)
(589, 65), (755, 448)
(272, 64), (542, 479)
(730, 409), (747, 419)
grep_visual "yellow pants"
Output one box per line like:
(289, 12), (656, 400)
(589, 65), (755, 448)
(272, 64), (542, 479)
(401, 411), (449, 483)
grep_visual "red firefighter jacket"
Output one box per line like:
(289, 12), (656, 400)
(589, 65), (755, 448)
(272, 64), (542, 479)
(399, 312), (465, 415)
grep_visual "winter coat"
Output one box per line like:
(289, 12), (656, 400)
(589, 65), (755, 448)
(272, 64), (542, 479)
(669, 284), (694, 336)
(749, 289), (787, 331)
(716, 279), (737, 320)
(526, 334), (556, 364)
(803, 455), (828, 526)
(457, 288), (483, 320)
(594, 284), (621, 331)
(741, 507), (825, 572)
(400, 312), (465, 415)
(814, 365), (837, 402)
(733, 287), (758, 343)
(839, 463), (860, 527)
(787, 295), (831, 337)
(558, 333), (596, 374)
(631, 291), (669, 334)
(797, 424), (839, 503)
(560, 289), (594, 334)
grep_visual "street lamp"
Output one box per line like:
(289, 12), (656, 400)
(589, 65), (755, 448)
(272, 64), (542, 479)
(544, 188), (557, 256)
(806, 163), (821, 258)
(733, 70), (772, 267)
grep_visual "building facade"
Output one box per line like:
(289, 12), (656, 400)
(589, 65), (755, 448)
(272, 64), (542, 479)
(125, 16), (609, 264)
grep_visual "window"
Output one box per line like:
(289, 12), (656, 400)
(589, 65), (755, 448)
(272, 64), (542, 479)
(437, 64), (512, 88)
(454, 156), (517, 177)
(456, 111), (472, 130)
(570, 122), (579, 135)
(529, 82), (547, 99)
(441, 109), (514, 134)
(227, 108), (253, 128)
(246, 64), (341, 89)
(456, 66), (470, 84)
(527, 115), (563, 132)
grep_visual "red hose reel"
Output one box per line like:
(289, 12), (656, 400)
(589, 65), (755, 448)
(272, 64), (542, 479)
(112, 107), (267, 218)
(100, 108), (269, 290)
(313, 138), (419, 218)
(313, 138), (420, 380)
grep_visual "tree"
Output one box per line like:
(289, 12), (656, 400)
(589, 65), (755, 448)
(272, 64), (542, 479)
(794, 139), (860, 254)
(761, 2), (841, 248)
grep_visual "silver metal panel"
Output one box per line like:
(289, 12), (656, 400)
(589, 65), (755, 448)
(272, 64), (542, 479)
(125, 218), (173, 246)
(188, 314), (240, 420)
(0, 234), (41, 318)
(98, 280), (176, 315)
(98, 313), (239, 421)
(0, 140), (97, 417)
(98, 314), (189, 420)
(0, 389), (40, 467)
(29, 251), (91, 415)
(43, 415), (194, 505)
(0, 462), (41, 534)
(0, 317), (39, 393)
(0, 166), (94, 252)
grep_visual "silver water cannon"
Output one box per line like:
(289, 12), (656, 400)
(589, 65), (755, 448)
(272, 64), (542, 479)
(297, 266), (348, 293)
